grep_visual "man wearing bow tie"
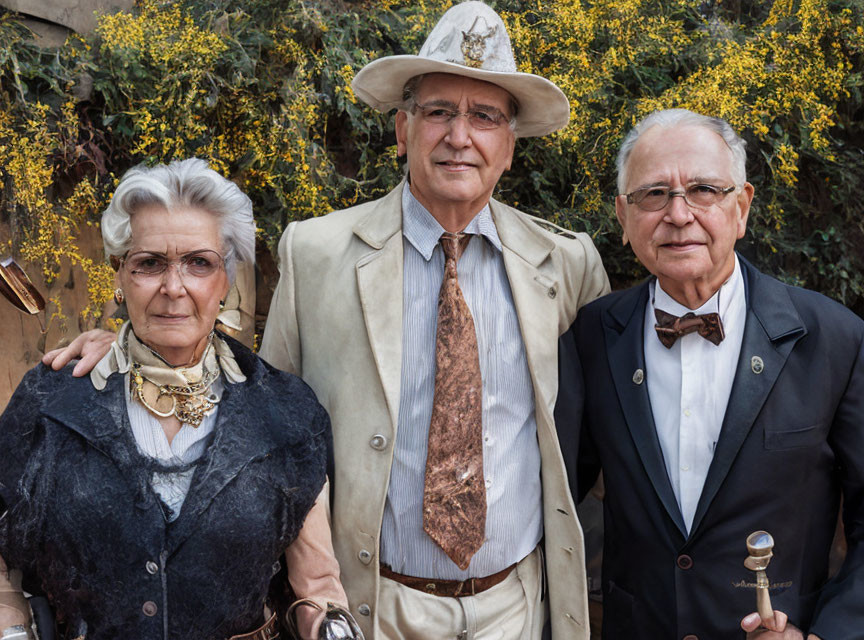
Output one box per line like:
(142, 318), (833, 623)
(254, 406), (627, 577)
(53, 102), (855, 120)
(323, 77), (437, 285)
(556, 108), (864, 639)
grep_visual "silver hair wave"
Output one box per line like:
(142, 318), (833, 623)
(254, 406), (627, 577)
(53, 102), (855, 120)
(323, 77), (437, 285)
(616, 108), (748, 195)
(101, 158), (255, 283)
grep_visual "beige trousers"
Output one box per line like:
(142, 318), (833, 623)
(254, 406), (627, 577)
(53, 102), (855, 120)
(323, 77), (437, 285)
(376, 548), (546, 640)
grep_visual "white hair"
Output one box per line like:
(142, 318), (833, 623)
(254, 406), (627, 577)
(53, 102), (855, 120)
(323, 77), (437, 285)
(101, 158), (255, 283)
(616, 109), (748, 194)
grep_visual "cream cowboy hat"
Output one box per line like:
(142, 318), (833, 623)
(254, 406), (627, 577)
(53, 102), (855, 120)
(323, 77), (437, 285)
(351, 1), (570, 138)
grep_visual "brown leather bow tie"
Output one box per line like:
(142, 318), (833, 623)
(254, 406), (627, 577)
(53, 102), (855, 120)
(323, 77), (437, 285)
(654, 308), (725, 349)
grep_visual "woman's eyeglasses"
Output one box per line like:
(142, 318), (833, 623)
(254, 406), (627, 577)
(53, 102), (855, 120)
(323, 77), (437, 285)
(121, 250), (225, 283)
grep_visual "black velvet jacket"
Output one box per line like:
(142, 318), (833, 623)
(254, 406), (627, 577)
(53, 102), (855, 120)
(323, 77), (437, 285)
(0, 336), (331, 640)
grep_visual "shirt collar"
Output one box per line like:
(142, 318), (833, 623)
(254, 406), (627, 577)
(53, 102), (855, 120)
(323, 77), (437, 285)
(652, 254), (743, 319)
(401, 183), (502, 261)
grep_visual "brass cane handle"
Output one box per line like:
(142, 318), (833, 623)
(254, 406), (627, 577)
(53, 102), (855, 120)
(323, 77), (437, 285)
(744, 530), (775, 623)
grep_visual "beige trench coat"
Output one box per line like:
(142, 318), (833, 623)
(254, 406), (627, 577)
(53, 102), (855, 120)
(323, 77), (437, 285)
(259, 183), (609, 639)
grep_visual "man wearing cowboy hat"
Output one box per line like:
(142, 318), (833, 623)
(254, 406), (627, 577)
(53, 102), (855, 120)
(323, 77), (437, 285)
(43, 2), (608, 637)
(261, 2), (607, 637)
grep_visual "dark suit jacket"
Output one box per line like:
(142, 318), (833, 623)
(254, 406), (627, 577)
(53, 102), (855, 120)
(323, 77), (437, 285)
(556, 257), (864, 639)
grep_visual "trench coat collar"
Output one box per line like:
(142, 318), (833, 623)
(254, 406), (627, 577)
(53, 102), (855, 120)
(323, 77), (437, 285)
(352, 181), (405, 249)
(351, 180), (555, 264)
(489, 199), (556, 268)
(350, 181), (560, 431)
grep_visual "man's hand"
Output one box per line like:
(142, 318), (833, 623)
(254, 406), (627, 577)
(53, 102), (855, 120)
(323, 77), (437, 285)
(41, 329), (116, 377)
(741, 611), (821, 639)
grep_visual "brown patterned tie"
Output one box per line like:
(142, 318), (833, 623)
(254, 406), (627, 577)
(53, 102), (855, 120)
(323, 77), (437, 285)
(423, 232), (486, 570)
(654, 308), (725, 349)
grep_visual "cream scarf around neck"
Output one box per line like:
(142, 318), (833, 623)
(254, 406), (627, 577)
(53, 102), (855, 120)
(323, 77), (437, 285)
(90, 322), (246, 425)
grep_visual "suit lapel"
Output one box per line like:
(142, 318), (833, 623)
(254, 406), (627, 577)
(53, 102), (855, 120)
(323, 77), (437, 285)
(353, 184), (405, 431)
(491, 201), (560, 413)
(689, 258), (806, 535)
(604, 282), (688, 536)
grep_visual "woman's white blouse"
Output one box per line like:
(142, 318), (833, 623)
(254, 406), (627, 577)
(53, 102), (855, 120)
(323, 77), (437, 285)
(124, 375), (222, 521)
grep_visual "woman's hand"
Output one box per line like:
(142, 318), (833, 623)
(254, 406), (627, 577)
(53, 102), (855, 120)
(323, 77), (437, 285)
(0, 556), (30, 630)
(285, 482), (350, 639)
(0, 608), (28, 631)
(42, 329), (116, 376)
(295, 604), (326, 640)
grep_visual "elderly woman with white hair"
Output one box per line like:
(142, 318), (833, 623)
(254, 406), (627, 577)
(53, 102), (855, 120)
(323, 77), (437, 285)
(0, 159), (359, 640)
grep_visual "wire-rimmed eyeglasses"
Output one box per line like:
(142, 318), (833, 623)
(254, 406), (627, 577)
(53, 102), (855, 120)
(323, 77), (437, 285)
(624, 184), (737, 212)
(121, 250), (225, 283)
(412, 102), (510, 130)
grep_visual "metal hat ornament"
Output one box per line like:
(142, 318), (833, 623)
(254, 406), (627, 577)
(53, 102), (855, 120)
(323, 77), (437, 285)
(351, 1), (571, 138)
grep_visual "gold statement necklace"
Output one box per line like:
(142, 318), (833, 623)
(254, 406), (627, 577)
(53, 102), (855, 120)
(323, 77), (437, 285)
(127, 330), (220, 428)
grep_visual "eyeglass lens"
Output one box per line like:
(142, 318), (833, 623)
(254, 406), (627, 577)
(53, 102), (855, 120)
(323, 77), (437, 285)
(631, 185), (732, 211)
(124, 250), (223, 281)
(415, 104), (505, 130)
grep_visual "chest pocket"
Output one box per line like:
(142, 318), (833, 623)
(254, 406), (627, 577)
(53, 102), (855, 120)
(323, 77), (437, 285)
(763, 423), (826, 450)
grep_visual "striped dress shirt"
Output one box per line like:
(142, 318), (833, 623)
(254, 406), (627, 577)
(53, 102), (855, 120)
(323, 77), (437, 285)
(379, 185), (542, 579)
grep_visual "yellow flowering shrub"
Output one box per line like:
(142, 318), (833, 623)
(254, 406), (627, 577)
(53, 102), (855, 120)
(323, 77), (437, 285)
(0, 0), (861, 331)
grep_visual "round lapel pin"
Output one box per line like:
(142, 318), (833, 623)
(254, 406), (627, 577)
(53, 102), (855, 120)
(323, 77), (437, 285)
(751, 356), (764, 374)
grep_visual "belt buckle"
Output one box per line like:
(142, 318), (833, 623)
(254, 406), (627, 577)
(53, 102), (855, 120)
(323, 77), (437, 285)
(451, 578), (475, 597)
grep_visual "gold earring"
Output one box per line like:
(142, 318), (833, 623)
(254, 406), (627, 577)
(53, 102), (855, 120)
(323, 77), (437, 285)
(114, 288), (124, 304)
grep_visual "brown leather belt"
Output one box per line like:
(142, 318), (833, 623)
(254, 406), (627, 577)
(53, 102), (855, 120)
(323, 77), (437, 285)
(379, 563), (516, 597)
(227, 610), (279, 640)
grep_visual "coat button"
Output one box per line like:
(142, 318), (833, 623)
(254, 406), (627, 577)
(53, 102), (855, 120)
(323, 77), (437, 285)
(632, 369), (644, 385)
(358, 549), (372, 564)
(142, 601), (158, 616)
(547, 287), (557, 299)
(145, 561), (159, 575)
(677, 554), (693, 570)
(357, 603), (371, 616)
(369, 434), (388, 451)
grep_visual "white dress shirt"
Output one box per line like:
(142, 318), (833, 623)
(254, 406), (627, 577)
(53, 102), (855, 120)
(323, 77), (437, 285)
(643, 256), (746, 532)
(379, 185), (543, 579)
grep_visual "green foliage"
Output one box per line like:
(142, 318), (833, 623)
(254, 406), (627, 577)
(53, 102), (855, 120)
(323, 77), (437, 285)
(0, 0), (862, 319)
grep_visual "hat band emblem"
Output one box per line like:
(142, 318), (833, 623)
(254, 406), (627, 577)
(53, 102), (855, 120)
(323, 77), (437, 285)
(461, 21), (497, 68)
